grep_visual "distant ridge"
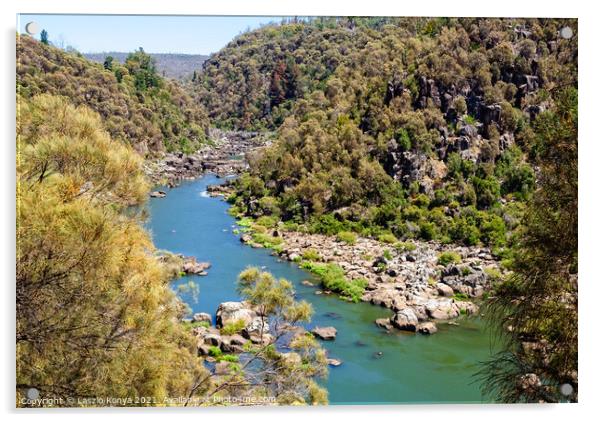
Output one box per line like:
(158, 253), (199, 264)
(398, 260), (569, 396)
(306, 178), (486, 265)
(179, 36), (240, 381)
(84, 52), (208, 81)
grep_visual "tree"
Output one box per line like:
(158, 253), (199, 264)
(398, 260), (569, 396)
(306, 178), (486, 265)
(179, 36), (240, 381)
(479, 88), (578, 403)
(16, 94), (208, 406)
(103, 55), (114, 70)
(40, 29), (49, 45)
(187, 267), (329, 405)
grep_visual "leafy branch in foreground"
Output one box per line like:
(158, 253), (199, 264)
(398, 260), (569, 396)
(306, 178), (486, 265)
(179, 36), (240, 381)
(478, 88), (577, 403)
(193, 267), (328, 406)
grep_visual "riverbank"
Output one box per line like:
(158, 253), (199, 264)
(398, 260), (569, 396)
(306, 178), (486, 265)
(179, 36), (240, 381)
(144, 129), (271, 187)
(147, 174), (497, 404)
(233, 217), (503, 334)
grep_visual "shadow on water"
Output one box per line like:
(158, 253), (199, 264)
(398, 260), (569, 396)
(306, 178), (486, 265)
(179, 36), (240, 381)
(146, 175), (496, 405)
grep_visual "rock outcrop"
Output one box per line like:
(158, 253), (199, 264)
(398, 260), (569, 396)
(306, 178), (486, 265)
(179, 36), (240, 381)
(268, 230), (502, 334)
(311, 326), (338, 340)
(144, 129), (270, 185)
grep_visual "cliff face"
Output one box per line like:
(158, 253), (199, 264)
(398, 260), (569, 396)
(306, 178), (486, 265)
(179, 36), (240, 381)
(17, 36), (210, 156)
(216, 18), (577, 249)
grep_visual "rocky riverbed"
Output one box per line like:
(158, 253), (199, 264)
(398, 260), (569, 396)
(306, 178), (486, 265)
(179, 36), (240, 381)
(144, 129), (271, 189)
(243, 230), (503, 335)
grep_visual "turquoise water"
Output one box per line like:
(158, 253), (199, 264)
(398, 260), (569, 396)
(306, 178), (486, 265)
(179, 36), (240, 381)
(146, 175), (495, 404)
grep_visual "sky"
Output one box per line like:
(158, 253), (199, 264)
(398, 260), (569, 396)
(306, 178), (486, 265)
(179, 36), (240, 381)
(17, 14), (287, 55)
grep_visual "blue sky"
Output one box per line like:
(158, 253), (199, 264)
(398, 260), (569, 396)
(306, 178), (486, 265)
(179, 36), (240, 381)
(17, 14), (287, 54)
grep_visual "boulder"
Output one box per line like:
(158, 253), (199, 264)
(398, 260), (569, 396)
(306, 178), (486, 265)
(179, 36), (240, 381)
(425, 298), (460, 320)
(215, 301), (256, 328)
(182, 259), (211, 275)
(242, 316), (270, 339)
(417, 322), (438, 335)
(327, 358), (343, 367)
(197, 343), (211, 356)
(150, 191), (166, 198)
(375, 318), (393, 330)
(436, 283), (454, 297)
(391, 308), (418, 331)
(311, 326), (337, 340)
(192, 312), (212, 324)
(203, 333), (222, 347)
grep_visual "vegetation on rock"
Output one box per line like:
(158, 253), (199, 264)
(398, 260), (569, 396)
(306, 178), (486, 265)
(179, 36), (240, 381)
(218, 18), (576, 257)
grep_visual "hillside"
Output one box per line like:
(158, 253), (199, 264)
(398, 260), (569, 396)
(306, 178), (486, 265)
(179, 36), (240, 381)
(17, 35), (209, 155)
(202, 17), (577, 253)
(84, 52), (208, 81)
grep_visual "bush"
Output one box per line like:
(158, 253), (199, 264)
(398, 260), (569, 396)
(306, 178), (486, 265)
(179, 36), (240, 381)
(208, 346), (222, 357)
(220, 319), (246, 335)
(438, 251), (462, 266)
(251, 232), (283, 248)
(395, 241), (416, 252)
(256, 215), (278, 229)
(216, 354), (240, 363)
(337, 231), (357, 245)
(302, 248), (321, 261)
(378, 233), (397, 244)
(300, 262), (366, 302)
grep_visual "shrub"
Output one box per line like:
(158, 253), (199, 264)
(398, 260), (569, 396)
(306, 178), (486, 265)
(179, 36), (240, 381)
(216, 354), (240, 363)
(336, 231), (357, 245)
(438, 251), (462, 266)
(220, 319), (246, 336)
(378, 233), (397, 244)
(251, 232), (283, 248)
(453, 292), (470, 301)
(383, 249), (393, 261)
(302, 248), (321, 261)
(395, 241), (416, 252)
(300, 262), (366, 302)
(208, 346), (222, 357)
(256, 215), (278, 229)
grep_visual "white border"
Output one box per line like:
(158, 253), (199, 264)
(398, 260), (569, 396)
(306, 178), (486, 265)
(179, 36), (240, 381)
(2, 1), (599, 421)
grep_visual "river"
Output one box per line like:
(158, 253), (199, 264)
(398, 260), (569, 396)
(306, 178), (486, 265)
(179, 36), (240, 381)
(146, 174), (495, 404)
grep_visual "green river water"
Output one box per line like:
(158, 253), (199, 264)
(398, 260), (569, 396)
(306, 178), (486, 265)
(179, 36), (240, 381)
(146, 174), (496, 405)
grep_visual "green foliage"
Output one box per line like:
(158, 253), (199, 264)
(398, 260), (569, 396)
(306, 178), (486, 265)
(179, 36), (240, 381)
(453, 292), (470, 301)
(336, 231), (357, 245)
(438, 251), (462, 266)
(17, 35), (209, 155)
(234, 268), (329, 404)
(216, 354), (239, 363)
(16, 95), (209, 405)
(300, 262), (366, 302)
(220, 319), (246, 336)
(378, 233), (397, 244)
(208, 346), (223, 357)
(480, 88), (578, 403)
(302, 248), (321, 261)
(40, 29), (49, 45)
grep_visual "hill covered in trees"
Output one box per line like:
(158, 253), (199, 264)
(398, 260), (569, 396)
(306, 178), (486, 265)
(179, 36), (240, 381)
(17, 35), (210, 155)
(83, 52), (208, 81)
(201, 18), (577, 254)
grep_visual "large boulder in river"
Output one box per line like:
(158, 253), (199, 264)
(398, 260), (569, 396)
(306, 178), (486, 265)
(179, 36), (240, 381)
(417, 322), (438, 335)
(425, 298), (460, 320)
(391, 308), (418, 331)
(215, 301), (256, 328)
(311, 326), (337, 340)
